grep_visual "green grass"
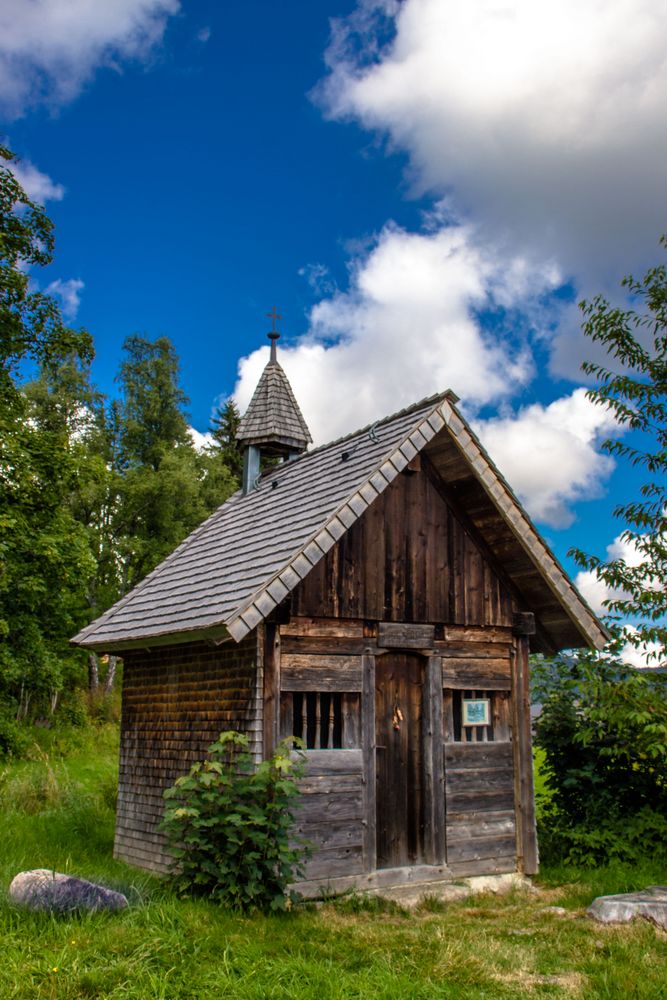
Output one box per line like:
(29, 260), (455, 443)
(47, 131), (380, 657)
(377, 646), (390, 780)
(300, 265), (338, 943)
(1, 729), (666, 998)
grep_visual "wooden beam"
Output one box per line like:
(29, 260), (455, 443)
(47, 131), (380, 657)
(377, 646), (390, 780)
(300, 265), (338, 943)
(361, 652), (377, 874)
(263, 623), (280, 758)
(378, 622), (435, 649)
(425, 654), (446, 864)
(510, 637), (538, 874)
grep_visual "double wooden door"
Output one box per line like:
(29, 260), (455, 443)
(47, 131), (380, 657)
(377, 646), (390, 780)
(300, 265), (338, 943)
(375, 653), (425, 868)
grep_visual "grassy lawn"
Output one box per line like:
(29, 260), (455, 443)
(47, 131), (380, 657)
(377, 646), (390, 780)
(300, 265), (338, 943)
(0, 728), (666, 999)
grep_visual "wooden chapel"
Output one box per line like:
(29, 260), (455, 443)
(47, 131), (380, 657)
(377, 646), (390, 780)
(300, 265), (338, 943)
(73, 325), (607, 895)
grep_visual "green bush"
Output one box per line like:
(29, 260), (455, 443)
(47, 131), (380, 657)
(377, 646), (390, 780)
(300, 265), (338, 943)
(0, 706), (29, 759)
(533, 651), (667, 866)
(161, 731), (309, 912)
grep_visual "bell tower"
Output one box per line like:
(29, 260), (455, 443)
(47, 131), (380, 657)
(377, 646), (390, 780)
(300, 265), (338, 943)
(236, 308), (312, 493)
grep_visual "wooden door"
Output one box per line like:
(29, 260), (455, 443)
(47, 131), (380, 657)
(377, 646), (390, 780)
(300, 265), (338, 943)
(375, 653), (425, 868)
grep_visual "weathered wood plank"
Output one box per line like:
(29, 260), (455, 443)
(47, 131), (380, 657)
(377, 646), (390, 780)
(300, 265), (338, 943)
(444, 742), (513, 768)
(437, 640), (512, 657)
(511, 636), (539, 874)
(447, 807), (516, 829)
(301, 846), (364, 880)
(447, 856), (517, 877)
(446, 834), (517, 863)
(280, 617), (365, 638)
(302, 748), (363, 775)
(444, 625), (512, 652)
(263, 623), (279, 758)
(362, 653), (377, 873)
(446, 789), (516, 813)
(440, 656), (510, 672)
(445, 767), (514, 791)
(294, 793), (363, 822)
(292, 822), (363, 851)
(425, 654), (445, 864)
(377, 622), (435, 649)
(440, 671), (512, 691)
(342, 693), (362, 748)
(292, 862), (452, 898)
(280, 635), (367, 656)
(280, 654), (363, 692)
(297, 773), (364, 795)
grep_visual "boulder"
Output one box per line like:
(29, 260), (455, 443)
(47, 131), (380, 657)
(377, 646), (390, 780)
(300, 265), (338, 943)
(9, 869), (128, 914)
(587, 886), (667, 931)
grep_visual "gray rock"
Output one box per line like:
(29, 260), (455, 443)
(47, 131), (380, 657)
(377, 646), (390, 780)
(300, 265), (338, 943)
(587, 886), (667, 931)
(9, 869), (128, 914)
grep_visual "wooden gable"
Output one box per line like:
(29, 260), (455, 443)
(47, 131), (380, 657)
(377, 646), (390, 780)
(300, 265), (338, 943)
(292, 454), (518, 628)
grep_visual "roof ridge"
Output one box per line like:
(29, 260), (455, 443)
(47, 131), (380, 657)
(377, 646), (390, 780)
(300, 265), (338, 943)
(259, 389), (457, 476)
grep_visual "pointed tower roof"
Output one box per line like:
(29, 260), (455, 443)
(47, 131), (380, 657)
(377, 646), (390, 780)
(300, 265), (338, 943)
(236, 310), (312, 453)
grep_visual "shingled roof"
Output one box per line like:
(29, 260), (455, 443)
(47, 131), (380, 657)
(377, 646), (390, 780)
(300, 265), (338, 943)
(236, 358), (312, 452)
(72, 391), (608, 654)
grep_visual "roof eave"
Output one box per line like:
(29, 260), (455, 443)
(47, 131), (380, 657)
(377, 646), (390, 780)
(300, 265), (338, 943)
(70, 622), (233, 654)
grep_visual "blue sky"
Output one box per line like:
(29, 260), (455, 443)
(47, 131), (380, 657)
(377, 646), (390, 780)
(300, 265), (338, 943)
(2, 1), (666, 656)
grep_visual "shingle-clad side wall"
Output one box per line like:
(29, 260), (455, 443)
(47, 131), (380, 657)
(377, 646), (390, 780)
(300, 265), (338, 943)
(114, 631), (262, 872)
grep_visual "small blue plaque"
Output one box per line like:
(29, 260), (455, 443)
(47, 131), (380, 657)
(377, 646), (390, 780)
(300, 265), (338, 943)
(462, 698), (490, 727)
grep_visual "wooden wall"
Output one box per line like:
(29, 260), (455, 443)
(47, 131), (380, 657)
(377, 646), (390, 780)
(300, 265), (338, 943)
(115, 633), (261, 872)
(292, 464), (516, 626)
(293, 749), (365, 881)
(278, 616), (527, 886)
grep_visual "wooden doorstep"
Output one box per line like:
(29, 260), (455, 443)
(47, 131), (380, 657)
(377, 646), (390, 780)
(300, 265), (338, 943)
(292, 863), (456, 899)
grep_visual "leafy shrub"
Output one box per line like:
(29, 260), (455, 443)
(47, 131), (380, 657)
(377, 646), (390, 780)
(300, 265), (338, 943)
(0, 706), (29, 760)
(161, 731), (308, 912)
(533, 650), (667, 865)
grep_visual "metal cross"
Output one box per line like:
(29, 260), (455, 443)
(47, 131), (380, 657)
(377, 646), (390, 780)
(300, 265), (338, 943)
(267, 306), (281, 334)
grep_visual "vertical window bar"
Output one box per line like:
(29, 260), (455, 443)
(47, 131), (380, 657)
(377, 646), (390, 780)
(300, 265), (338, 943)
(314, 692), (321, 749)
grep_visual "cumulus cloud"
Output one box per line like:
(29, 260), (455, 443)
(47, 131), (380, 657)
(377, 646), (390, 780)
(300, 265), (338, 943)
(0, 0), (180, 118)
(45, 278), (84, 319)
(618, 626), (665, 670)
(575, 534), (644, 614)
(234, 221), (560, 443)
(474, 389), (618, 528)
(318, 0), (667, 377)
(6, 156), (65, 204)
(189, 427), (214, 452)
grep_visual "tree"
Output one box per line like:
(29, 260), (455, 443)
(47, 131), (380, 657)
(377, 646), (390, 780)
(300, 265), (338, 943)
(113, 335), (211, 593)
(571, 236), (667, 654)
(533, 238), (667, 865)
(209, 398), (243, 482)
(0, 146), (96, 720)
(533, 650), (667, 865)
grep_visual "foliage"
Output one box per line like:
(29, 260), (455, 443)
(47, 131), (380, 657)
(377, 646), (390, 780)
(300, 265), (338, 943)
(209, 397), (243, 482)
(1, 149), (240, 722)
(161, 731), (308, 912)
(570, 236), (667, 652)
(0, 146), (97, 717)
(533, 650), (667, 866)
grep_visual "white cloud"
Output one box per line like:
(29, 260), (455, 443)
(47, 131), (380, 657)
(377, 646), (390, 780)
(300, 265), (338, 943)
(6, 157), (65, 204)
(189, 426), (214, 452)
(318, 0), (667, 375)
(0, 0), (180, 118)
(45, 278), (84, 319)
(234, 221), (559, 443)
(475, 389), (618, 528)
(575, 534), (644, 614)
(618, 626), (665, 670)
